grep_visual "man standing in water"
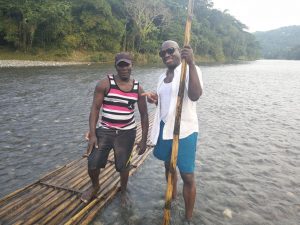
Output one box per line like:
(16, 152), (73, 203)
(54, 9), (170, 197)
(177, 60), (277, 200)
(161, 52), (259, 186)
(81, 52), (149, 205)
(143, 40), (203, 224)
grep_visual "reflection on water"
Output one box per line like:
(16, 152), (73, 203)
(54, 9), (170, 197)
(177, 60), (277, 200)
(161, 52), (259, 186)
(0, 60), (299, 225)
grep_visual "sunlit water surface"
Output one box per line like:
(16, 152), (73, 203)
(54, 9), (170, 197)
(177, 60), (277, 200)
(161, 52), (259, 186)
(0, 60), (299, 225)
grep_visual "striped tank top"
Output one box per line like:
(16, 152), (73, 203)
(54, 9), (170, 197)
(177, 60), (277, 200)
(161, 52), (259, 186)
(99, 75), (139, 130)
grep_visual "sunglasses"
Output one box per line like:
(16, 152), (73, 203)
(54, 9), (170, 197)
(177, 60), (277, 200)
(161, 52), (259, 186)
(159, 47), (177, 58)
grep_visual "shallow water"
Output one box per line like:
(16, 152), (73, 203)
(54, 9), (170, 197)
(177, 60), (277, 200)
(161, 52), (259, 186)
(0, 60), (299, 225)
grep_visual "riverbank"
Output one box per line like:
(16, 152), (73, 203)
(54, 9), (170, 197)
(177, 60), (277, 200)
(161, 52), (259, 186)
(0, 60), (90, 68)
(0, 47), (216, 66)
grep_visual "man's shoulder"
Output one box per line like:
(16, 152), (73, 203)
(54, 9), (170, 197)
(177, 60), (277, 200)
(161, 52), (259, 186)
(158, 71), (167, 80)
(95, 77), (110, 89)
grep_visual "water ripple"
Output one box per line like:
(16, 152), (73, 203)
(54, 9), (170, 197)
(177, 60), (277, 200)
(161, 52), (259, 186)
(0, 61), (299, 224)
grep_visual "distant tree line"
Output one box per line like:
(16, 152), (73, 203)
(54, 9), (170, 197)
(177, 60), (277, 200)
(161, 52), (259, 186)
(254, 26), (300, 60)
(0, 0), (260, 61)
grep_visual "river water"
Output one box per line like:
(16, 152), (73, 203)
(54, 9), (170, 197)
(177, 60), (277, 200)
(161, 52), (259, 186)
(0, 60), (299, 225)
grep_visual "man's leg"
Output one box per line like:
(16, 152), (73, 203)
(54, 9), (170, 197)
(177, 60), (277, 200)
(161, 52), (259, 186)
(81, 128), (112, 203)
(176, 132), (198, 221)
(81, 168), (100, 203)
(180, 172), (196, 221)
(120, 168), (130, 206)
(164, 162), (178, 200)
(113, 129), (136, 206)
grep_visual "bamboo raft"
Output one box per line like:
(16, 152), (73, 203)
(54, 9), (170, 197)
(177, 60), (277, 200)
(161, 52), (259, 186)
(0, 117), (154, 225)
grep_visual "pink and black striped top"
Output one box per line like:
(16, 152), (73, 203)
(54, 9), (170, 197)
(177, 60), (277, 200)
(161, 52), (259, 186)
(99, 75), (139, 130)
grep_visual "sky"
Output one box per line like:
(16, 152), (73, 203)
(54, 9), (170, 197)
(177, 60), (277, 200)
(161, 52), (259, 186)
(212, 0), (300, 32)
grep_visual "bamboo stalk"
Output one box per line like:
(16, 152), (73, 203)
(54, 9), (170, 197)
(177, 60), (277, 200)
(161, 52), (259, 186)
(39, 182), (82, 194)
(54, 150), (115, 191)
(0, 185), (46, 218)
(59, 152), (115, 192)
(0, 183), (37, 206)
(69, 152), (116, 189)
(0, 185), (42, 215)
(37, 159), (85, 186)
(63, 174), (121, 225)
(78, 168), (117, 194)
(5, 187), (55, 223)
(36, 195), (77, 225)
(13, 189), (68, 224)
(29, 168), (118, 222)
(50, 165), (86, 187)
(79, 188), (119, 225)
(10, 189), (61, 225)
(42, 159), (119, 222)
(45, 199), (83, 225)
(75, 157), (116, 191)
(45, 159), (86, 186)
(39, 158), (83, 183)
(20, 191), (73, 225)
(163, 1), (194, 224)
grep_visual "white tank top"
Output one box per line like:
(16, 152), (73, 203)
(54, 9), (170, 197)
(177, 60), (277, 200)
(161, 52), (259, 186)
(158, 81), (172, 122)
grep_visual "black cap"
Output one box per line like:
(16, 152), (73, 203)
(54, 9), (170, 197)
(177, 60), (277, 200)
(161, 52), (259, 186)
(115, 52), (133, 65)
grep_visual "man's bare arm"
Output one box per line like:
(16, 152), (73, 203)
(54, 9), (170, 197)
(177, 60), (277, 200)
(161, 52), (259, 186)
(137, 85), (149, 155)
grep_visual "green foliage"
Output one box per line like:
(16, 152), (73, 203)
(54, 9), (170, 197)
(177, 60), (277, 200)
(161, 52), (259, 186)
(0, 0), (260, 61)
(90, 52), (106, 62)
(254, 26), (300, 60)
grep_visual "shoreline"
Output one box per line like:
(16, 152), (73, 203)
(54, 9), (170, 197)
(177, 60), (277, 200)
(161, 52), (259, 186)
(0, 60), (91, 68)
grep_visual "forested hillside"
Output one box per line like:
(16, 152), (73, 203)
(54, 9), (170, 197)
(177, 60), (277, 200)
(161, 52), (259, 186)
(254, 26), (300, 60)
(0, 0), (260, 62)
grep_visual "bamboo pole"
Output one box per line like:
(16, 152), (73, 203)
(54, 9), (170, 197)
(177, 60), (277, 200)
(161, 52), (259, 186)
(75, 155), (116, 191)
(38, 195), (78, 225)
(0, 183), (37, 206)
(79, 188), (119, 225)
(46, 198), (83, 225)
(11, 189), (61, 225)
(39, 182), (82, 194)
(20, 191), (73, 225)
(0, 185), (41, 216)
(45, 159), (86, 186)
(5, 187), (55, 223)
(62, 152), (115, 191)
(63, 173), (120, 225)
(0, 185), (47, 218)
(29, 157), (118, 224)
(39, 158), (83, 183)
(162, 0), (194, 224)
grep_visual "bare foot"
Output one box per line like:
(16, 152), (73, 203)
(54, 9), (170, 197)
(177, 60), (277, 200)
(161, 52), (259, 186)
(121, 191), (132, 208)
(80, 185), (99, 203)
(171, 197), (178, 210)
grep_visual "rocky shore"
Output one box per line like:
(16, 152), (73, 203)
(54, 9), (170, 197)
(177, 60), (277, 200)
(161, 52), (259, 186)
(0, 60), (89, 68)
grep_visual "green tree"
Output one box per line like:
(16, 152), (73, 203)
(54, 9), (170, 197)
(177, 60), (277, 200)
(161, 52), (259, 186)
(125, 0), (170, 52)
(70, 0), (123, 51)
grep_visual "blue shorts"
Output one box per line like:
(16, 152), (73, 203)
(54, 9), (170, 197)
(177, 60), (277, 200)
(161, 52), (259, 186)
(153, 121), (198, 173)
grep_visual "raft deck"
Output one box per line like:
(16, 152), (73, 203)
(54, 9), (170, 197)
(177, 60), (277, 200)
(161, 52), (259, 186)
(0, 118), (154, 225)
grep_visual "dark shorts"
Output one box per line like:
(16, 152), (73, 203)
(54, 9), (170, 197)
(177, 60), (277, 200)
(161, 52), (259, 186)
(153, 121), (198, 173)
(88, 127), (136, 172)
